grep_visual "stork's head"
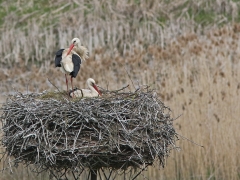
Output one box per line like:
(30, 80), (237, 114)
(66, 37), (81, 55)
(87, 78), (102, 96)
(71, 38), (81, 46)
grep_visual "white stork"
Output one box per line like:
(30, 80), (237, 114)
(55, 38), (88, 92)
(69, 78), (102, 98)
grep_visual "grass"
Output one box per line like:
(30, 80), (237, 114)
(0, 0), (240, 179)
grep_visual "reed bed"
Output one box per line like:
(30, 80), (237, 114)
(0, 0), (238, 67)
(1, 25), (240, 179)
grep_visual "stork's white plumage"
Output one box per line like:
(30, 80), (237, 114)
(69, 78), (102, 98)
(55, 38), (89, 93)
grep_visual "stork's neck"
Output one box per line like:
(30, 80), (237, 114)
(89, 84), (99, 96)
(73, 46), (81, 55)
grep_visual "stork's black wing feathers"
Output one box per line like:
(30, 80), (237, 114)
(55, 49), (64, 67)
(70, 54), (82, 78)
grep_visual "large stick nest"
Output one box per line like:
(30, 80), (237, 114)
(0, 87), (177, 174)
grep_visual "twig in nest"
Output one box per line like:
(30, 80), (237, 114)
(124, 65), (137, 90)
(98, 84), (129, 94)
(47, 78), (68, 97)
(177, 133), (204, 148)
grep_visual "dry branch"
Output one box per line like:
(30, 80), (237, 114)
(0, 87), (178, 178)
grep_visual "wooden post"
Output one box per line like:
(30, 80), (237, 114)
(90, 169), (97, 180)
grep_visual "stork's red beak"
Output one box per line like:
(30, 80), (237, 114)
(93, 84), (102, 96)
(66, 44), (74, 55)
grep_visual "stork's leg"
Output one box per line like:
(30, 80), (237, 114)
(65, 74), (69, 92)
(70, 76), (75, 98)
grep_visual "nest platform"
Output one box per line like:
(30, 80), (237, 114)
(0, 87), (177, 178)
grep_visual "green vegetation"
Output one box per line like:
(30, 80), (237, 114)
(0, 0), (239, 31)
(0, 0), (76, 28)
